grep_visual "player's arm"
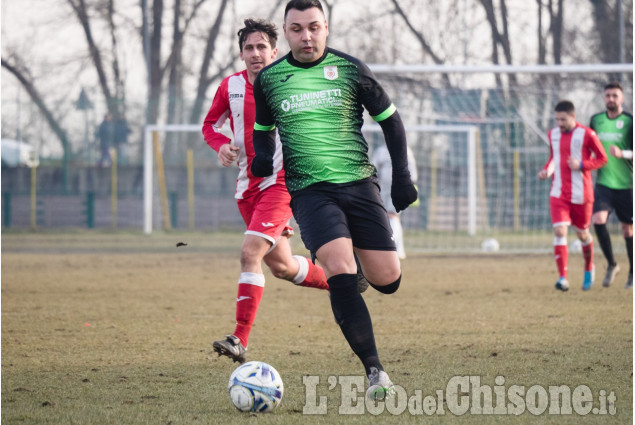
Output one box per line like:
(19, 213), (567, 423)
(610, 119), (633, 159)
(202, 81), (232, 152)
(538, 130), (554, 179)
(357, 60), (417, 212)
(374, 110), (418, 212)
(202, 83), (241, 167)
(251, 75), (276, 177)
(582, 129), (608, 170)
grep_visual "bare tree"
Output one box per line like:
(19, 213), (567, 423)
(478, 0), (517, 87)
(2, 55), (71, 188)
(67, 0), (123, 116)
(589, 0), (633, 79)
(550, 0), (564, 65)
(141, 0), (164, 124)
(390, 0), (451, 86)
(187, 0), (231, 130)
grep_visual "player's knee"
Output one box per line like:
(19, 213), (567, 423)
(262, 256), (291, 280)
(553, 227), (567, 238)
(240, 249), (263, 270)
(577, 228), (590, 240)
(269, 264), (290, 280)
(370, 274), (401, 294)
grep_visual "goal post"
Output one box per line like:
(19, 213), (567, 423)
(143, 124), (200, 234)
(365, 124), (479, 235)
(143, 123), (480, 236)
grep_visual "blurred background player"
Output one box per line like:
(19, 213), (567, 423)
(372, 143), (418, 259)
(97, 113), (115, 167)
(251, 0), (417, 401)
(538, 100), (607, 291)
(589, 82), (633, 289)
(202, 18), (329, 363)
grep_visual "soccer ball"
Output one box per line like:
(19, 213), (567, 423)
(481, 238), (500, 252)
(228, 361), (284, 413)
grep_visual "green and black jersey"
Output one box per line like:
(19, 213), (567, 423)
(589, 111), (633, 189)
(253, 47), (396, 193)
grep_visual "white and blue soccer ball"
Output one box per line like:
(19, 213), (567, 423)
(481, 238), (500, 252)
(228, 361), (284, 413)
(570, 239), (582, 253)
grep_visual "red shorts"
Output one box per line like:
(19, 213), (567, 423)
(549, 197), (593, 230)
(237, 183), (293, 245)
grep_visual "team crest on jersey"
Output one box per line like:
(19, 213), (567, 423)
(324, 66), (338, 80)
(617, 120), (624, 129)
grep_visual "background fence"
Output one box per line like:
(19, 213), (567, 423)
(2, 69), (632, 253)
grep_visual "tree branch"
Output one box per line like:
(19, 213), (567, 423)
(67, 0), (115, 113)
(1, 56), (70, 163)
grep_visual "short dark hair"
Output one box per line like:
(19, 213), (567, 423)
(604, 81), (623, 92)
(237, 18), (278, 51)
(555, 100), (575, 114)
(284, 0), (325, 20)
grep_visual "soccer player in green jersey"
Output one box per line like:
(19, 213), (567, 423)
(590, 82), (633, 289)
(251, 0), (418, 401)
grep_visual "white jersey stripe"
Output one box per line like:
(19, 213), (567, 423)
(570, 127), (585, 204)
(227, 75), (249, 199)
(550, 128), (563, 199)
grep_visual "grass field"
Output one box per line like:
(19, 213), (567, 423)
(2, 232), (632, 424)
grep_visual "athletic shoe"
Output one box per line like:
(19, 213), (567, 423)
(213, 335), (246, 363)
(582, 268), (595, 291)
(366, 367), (395, 401)
(554, 277), (569, 292)
(282, 226), (294, 238)
(602, 264), (620, 287)
(357, 272), (369, 293)
(625, 272), (633, 289)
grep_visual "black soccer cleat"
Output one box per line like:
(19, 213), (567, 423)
(357, 272), (369, 293)
(213, 335), (247, 363)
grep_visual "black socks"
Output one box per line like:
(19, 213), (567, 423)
(594, 223), (616, 265)
(327, 273), (382, 375)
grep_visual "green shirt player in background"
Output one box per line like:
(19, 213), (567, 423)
(251, 0), (418, 401)
(590, 82), (633, 289)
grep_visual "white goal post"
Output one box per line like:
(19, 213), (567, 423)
(143, 124), (200, 234)
(367, 63), (634, 74)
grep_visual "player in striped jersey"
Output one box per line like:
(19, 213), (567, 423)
(202, 18), (329, 363)
(590, 82), (633, 289)
(538, 100), (607, 291)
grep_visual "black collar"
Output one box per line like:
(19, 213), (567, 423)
(286, 47), (329, 69)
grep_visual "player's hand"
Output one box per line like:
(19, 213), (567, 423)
(566, 157), (581, 171)
(537, 169), (549, 180)
(609, 145), (623, 158)
(218, 144), (240, 167)
(391, 181), (418, 213)
(251, 155), (274, 177)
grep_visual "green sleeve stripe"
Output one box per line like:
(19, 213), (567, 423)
(255, 123), (276, 131)
(372, 104), (397, 122)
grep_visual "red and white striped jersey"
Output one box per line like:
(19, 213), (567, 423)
(202, 70), (285, 199)
(542, 123), (607, 204)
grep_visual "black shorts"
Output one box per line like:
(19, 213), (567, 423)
(593, 184), (633, 224)
(290, 178), (396, 259)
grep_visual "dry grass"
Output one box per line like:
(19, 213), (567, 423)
(1, 232), (632, 424)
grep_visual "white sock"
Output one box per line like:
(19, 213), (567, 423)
(291, 255), (309, 285)
(389, 216), (405, 258)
